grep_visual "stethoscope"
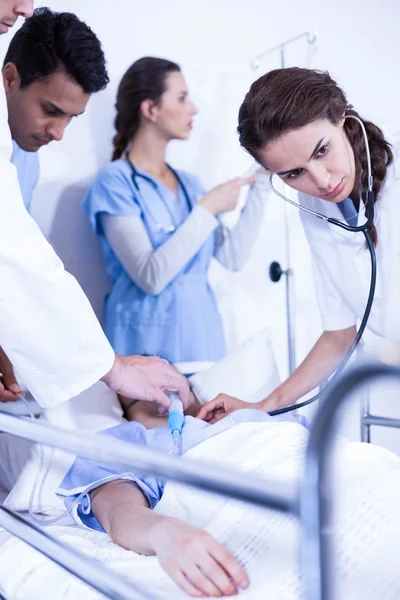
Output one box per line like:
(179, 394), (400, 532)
(267, 115), (377, 416)
(128, 160), (193, 233)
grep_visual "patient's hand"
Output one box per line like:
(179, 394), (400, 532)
(92, 480), (248, 597)
(149, 517), (248, 597)
(197, 394), (251, 423)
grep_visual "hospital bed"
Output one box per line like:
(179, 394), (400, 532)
(0, 361), (399, 600)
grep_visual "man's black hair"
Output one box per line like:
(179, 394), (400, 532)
(3, 7), (109, 93)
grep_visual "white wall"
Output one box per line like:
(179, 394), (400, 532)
(2, 0), (400, 449)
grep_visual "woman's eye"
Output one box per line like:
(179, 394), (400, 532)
(316, 144), (329, 158)
(286, 169), (302, 180)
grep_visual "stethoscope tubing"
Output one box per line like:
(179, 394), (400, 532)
(128, 161), (192, 233)
(267, 115), (376, 415)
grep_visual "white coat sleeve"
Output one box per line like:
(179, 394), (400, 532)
(0, 85), (115, 407)
(310, 258), (358, 331)
(299, 205), (357, 332)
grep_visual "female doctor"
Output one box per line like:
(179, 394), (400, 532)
(198, 67), (400, 421)
(83, 57), (266, 363)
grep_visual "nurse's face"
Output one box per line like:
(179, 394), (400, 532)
(153, 71), (198, 140)
(3, 64), (90, 152)
(0, 0), (33, 34)
(260, 119), (356, 203)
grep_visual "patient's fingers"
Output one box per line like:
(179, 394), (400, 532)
(199, 552), (239, 596)
(173, 570), (205, 597)
(211, 545), (249, 591)
(183, 563), (224, 597)
(156, 521), (245, 597)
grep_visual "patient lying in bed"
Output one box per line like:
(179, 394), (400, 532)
(58, 394), (307, 598)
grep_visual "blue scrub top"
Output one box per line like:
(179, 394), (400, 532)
(83, 159), (226, 362)
(10, 141), (40, 213)
(58, 409), (308, 532)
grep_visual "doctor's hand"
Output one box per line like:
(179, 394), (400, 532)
(196, 394), (250, 423)
(0, 346), (24, 402)
(150, 517), (249, 597)
(102, 355), (190, 410)
(200, 176), (255, 216)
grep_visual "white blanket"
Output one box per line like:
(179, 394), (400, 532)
(1, 421), (400, 600)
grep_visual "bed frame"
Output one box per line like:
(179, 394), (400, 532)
(0, 361), (399, 600)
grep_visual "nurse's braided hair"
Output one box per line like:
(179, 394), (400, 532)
(237, 67), (393, 245)
(112, 57), (181, 160)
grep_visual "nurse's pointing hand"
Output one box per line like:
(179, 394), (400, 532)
(200, 176), (255, 216)
(102, 355), (190, 410)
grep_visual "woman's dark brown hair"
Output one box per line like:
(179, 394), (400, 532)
(238, 67), (393, 244)
(112, 56), (180, 161)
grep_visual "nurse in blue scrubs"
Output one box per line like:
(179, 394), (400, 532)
(83, 57), (267, 363)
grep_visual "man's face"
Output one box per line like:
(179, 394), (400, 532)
(0, 0), (33, 34)
(3, 64), (91, 151)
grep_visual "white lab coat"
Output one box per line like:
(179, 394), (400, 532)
(299, 137), (400, 342)
(0, 82), (114, 407)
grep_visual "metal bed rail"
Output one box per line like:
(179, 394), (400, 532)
(0, 411), (296, 599)
(0, 361), (399, 600)
(0, 411), (296, 513)
(0, 505), (148, 600)
(361, 391), (400, 442)
(301, 362), (400, 600)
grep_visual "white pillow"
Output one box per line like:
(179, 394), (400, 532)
(4, 381), (124, 515)
(189, 327), (280, 404)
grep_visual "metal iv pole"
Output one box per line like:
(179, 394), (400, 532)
(250, 31), (318, 375)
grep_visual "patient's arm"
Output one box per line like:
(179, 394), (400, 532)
(91, 480), (248, 597)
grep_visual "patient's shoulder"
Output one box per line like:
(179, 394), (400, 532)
(102, 419), (150, 443)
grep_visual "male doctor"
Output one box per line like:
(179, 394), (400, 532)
(0, 1), (189, 408)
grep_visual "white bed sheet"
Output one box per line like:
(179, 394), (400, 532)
(0, 510), (76, 545)
(0, 422), (399, 600)
(0, 480), (12, 552)
(0, 529), (11, 550)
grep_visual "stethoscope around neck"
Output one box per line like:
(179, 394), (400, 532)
(127, 160), (193, 234)
(268, 115), (377, 416)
